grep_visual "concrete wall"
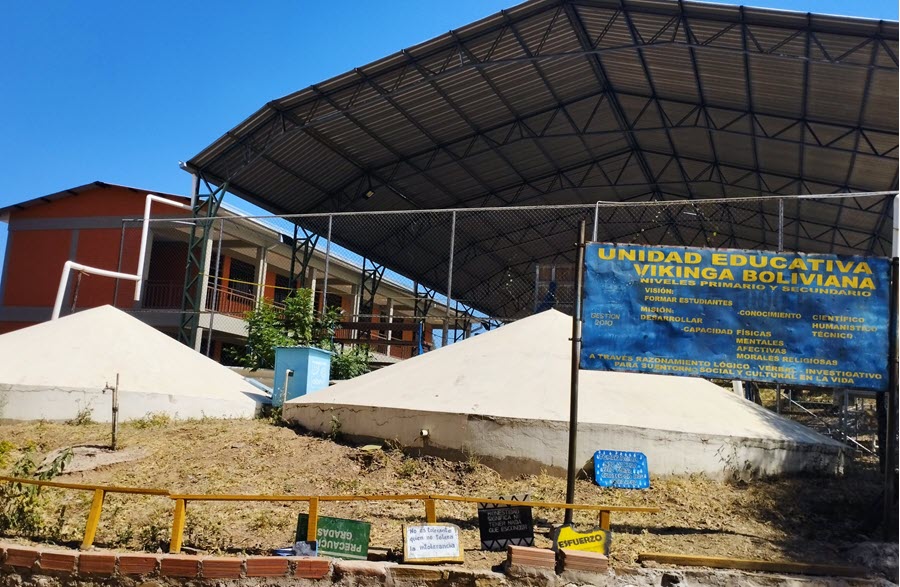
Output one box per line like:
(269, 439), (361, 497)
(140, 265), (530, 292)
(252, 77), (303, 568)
(0, 385), (261, 422)
(286, 403), (844, 479)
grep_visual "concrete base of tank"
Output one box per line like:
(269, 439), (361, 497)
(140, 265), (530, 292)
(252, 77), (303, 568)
(284, 310), (845, 479)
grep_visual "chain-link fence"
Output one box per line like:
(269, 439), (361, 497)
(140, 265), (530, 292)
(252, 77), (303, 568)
(56, 192), (893, 363)
(51, 192), (894, 447)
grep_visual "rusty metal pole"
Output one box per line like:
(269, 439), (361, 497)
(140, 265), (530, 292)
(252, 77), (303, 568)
(111, 374), (119, 451)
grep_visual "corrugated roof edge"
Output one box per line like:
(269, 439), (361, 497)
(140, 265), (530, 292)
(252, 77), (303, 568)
(184, 0), (897, 174)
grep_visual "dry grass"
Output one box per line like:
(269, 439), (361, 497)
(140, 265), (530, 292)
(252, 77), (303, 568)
(0, 417), (885, 569)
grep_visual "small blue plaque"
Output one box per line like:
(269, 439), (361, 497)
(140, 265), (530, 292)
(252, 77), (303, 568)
(593, 450), (649, 489)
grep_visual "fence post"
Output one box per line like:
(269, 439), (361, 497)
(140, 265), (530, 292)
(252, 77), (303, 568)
(206, 218), (225, 357)
(598, 510), (611, 531)
(321, 216), (333, 313)
(80, 488), (106, 550)
(170, 498), (187, 553)
(307, 497), (319, 541)
(443, 211), (456, 347)
(778, 197), (784, 252)
(424, 498), (437, 523)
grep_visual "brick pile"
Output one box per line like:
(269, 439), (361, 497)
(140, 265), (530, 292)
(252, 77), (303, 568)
(558, 549), (609, 574)
(505, 546), (556, 570)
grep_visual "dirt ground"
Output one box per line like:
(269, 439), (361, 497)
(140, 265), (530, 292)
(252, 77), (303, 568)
(0, 415), (890, 572)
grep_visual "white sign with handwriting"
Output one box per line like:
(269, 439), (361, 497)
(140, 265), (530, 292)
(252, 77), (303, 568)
(403, 523), (463, 563)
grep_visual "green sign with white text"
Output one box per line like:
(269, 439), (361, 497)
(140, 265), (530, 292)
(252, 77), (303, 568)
(296, 514), (370, 560)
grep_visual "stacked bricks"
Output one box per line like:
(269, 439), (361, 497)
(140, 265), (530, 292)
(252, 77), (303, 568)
(506, 545), (556, 570)
(0, 544), (332, 581)
(558, 549), (609, 574)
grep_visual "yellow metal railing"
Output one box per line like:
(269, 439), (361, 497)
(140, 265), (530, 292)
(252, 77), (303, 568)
(0, 476), (660, 555)
(0, 475), (169, 550)
(166, 492), (660, 554)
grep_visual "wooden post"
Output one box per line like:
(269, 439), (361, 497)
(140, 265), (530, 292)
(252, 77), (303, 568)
(424, 499), (437, 523)
(169, 499), (186, 553)
(81, 488), (105, 550)
(306, 497), (319, 542)
(598, 510), (611, 531)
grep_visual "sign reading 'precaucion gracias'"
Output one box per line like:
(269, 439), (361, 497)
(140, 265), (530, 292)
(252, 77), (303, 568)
(296, 514), (370, 560)
(581, 243), (891, 391)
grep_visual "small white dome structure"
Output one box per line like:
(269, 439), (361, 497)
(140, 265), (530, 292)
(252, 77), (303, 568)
(0, 306), (265, 422)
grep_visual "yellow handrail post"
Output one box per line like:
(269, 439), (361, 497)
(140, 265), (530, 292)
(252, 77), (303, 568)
(306, 497), (319, 542)
(599, 510), (611, 531)
(80, 488), (105, 550)
(170, 498), (187, 554)
(424, 498), (436, 523)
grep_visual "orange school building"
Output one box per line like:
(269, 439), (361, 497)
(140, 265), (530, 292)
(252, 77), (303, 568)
(0, 182), (442, 361)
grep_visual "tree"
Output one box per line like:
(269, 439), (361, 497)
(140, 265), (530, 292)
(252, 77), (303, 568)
(234, 288), (371, 380)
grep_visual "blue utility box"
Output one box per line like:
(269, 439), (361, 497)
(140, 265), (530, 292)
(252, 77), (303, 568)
(272, 346), (332, 407)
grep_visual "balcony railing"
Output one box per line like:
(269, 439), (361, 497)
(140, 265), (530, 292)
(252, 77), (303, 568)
(142, 280), (264, 317)
(141, 281), (417, 359)
(142, 281), (184, 309)
(206, 283), (256, 317)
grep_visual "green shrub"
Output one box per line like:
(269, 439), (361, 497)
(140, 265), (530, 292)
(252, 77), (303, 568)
(233, 289), (370, 380)
(0, 445), (72, 535)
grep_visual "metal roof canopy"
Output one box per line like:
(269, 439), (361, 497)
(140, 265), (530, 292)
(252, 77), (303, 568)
(187, 0), (899, 318)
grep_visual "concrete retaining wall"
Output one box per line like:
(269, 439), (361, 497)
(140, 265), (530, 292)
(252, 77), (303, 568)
(0, 385), (261, 422)
(287, 404), (844, 479)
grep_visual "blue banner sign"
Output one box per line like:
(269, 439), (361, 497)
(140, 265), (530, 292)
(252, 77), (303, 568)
(593, 450), (649, 489)
(581, 243), (891, 391)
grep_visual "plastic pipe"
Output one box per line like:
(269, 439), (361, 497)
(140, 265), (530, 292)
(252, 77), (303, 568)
(52, 261), (141, 320)
(134, 194), (192, 302)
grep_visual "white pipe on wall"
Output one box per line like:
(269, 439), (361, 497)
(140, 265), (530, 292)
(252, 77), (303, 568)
(134, 194), (192, 302)
(52, 261), (141, 320)
(51, 193), (193, 320)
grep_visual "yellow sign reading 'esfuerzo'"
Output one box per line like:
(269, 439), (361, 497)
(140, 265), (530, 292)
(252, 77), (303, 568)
(550, 525), (610, 554)
(580, 243), (892, 391)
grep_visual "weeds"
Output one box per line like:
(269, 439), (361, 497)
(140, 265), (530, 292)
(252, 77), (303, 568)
(67, 406), (94, 426)
(137, 518), (169, 552)
(131, 412), (172, 429)
(397, 458), (419, 479)
(463, 449), (481, 473)
(186, 509), (228, 551)
(327, 412), (342, 441)
(0, 445), (72, 536)
(0, 440), (14, 468)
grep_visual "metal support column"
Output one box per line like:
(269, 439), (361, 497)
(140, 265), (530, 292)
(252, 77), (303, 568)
(178, 180), (228, 348)
(288, 224), (319, 291)
(453, 303), (475, 343)
(413, 282), (436, 355)
(358, 258), (386, 319)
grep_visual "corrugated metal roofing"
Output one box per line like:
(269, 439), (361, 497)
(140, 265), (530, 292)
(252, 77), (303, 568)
(186, 0), (898, 318)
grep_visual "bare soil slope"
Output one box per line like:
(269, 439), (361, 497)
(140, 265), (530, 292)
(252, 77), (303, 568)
(0, 417), (886, 571)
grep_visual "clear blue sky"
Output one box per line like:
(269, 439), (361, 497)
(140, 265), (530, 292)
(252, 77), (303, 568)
(0, 0), (896, 273)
